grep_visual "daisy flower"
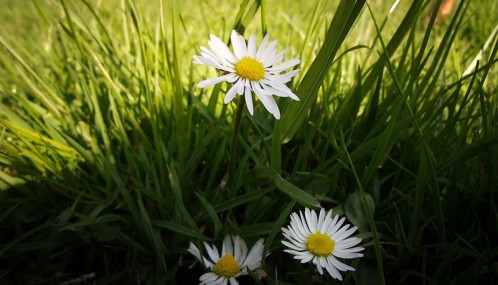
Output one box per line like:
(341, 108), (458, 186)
(193, 29), (300, 119)
(188, 235), (265, 285)
(281, 208), (364, 281)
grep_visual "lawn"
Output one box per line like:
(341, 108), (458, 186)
(1, 0), (497, 284)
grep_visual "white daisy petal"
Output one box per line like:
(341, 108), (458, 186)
(188, 242), (201, 259)
(281, 240), (306, 251)
(225, 80), (241, 104)
(325, 258), (343, 281)
(264, 69), (300, 85)
(317, 209), (326, 232)
(305, 208), (317, 233)
(289, 224), (306, 239)
(244, 82), (254, 116)
(329, 256), (355, 272)
(335, 237), (363, 249)
(204, 242), (220, 263)
(331, 223), (352, 241)
(270, 84), (300, 101)
(242, 238), (264, 270)
(237, 79), (245, 95)
(188, 242), (215, 268)
(200, 272), (221, 283)
(284, 249), (314, 263)
(199, 47), (232, 69)
(209, 34), (237, 64)
(247, 35), (257, 58)
(256, 33), (270, 59)
(251, 81), (272, 96)
(214, 277), (228, 285)
(300, 252), (315, 263)
(320, 210), (334, 232)
(232, 236), (242, 263)
(230, 30), (243, 59)
(222, 235), (233, 256)
(335, 226), (359, 242)
(223, 73), (239, 83)
(324, 214), (340, 234)
(328, 216), (346, 236)
(237, 235), (249, 264)
(282, 227), (304, 246)
(194, 55), (225, 71)
(193, 57), (204, 65)
(260, 40), (279, 64)
(264, 48), (287, 68)
(315, 262), (324, 275)
(298, 211), (311, 234)
(288, 221), (307, 241)
(267, 59), (300, 73)
(333, 249), (364, 259)
(197, 76), (226, 88)
(231, 30), (247, 59)
(281, 208), (364, 280)
(257, 93), (280, 119)
(269, 96), (281, 119)
(228, 277), (239, 285)
(237, 34), (248, 56)
(283, 234), (303, 250)
(318, 256), (328, 270)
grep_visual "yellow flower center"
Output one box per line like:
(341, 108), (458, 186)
(235, 57), (265, 81)
(212, 254), (241, 278)
(306, 232), (335, 257)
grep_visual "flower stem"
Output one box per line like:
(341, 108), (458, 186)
(228, 98), (245, 181)
(305, 264), (315, 285)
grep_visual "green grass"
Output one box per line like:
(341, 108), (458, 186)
(1, 0), (497, 284)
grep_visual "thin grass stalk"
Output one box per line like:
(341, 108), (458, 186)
(229, 98), (246, 181)
(341, 131), (386, 285)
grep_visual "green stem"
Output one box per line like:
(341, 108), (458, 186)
(305, 264), (315, 285)
(228, 98), (245, 181)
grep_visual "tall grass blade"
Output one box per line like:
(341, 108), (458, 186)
(280, 0), (366, 142)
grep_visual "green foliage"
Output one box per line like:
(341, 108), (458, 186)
(1, 0), (497, 284)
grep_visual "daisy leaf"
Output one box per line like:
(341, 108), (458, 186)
(253, 167), (321, 209)
(344, 192), (375, 232)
